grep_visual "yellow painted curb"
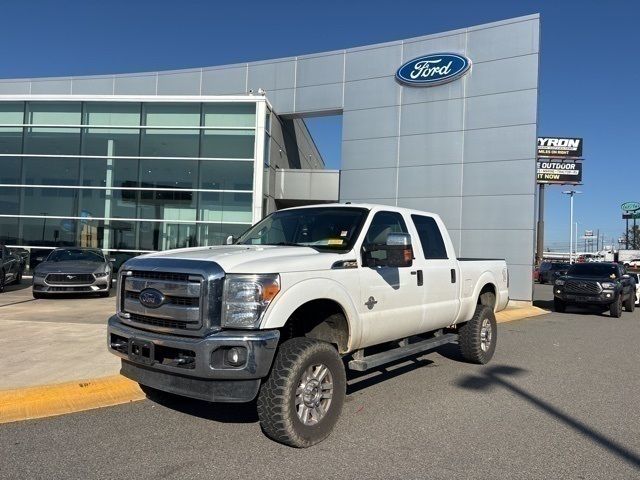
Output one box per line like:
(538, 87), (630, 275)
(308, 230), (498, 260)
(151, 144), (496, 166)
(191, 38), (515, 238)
(0, 375), (145, 425)
(496, 306), (549, 324)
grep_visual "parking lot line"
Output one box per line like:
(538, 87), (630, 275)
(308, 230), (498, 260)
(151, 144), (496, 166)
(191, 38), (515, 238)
(0, 376), (145, 425)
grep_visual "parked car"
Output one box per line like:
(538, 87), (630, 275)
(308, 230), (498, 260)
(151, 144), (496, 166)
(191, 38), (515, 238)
(623, 258), (640, 269)
(538, 262), (570, 284)
(32, 247), (114, 298)
(553, 262), (636, 317)
(0, 244), (24, 292)
(629, 272), (640, 305)
(107, 203), (509, 447)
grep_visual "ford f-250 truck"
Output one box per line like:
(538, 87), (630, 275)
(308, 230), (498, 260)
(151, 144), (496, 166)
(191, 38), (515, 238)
(108, 204), (509, 447)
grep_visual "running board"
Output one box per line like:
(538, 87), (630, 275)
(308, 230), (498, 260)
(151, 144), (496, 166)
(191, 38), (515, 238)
(348, 333), (458, 372)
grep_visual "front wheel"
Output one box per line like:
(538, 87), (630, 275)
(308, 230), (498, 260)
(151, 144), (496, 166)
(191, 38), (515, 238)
(257, 337), (346, 448)
(458, 305), (497, 364)
(610, 295), (623, 318)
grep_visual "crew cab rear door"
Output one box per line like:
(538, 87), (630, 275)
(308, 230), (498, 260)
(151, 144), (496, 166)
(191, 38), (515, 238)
(409, 214), (460, 331)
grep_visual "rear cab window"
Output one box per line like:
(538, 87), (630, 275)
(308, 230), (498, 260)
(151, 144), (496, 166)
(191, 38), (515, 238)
(410, 214), (448, 259)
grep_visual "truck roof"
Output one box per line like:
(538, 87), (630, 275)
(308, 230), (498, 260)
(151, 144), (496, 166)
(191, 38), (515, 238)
(281, 202), (441, 220)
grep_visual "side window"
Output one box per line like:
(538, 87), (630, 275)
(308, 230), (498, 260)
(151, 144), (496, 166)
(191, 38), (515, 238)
(411, 215), (448, 260)
(365, 211), (408, 246)
(364, 211), (408, 263)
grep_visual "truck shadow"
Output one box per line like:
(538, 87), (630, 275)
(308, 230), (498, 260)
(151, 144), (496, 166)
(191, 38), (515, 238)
(456, 364), (640, 469)
(145, 395), (259, 423)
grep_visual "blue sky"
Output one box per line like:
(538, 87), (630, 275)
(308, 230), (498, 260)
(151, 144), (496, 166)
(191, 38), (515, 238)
(0, 0), (636, 248)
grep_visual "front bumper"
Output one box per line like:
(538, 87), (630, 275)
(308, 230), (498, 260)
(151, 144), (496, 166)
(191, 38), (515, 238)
(33, 275), (110, 294)
(107, 316), (279, 402)
(554, 288), (617, 305)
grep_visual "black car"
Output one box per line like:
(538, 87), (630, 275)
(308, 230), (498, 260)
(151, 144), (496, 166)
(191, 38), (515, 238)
(553, 262), (636, 317)
(0, 244), (24, 292)
(538, 262), (570, 284)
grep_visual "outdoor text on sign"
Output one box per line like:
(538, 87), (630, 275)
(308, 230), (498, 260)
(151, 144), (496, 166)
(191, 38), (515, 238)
(536, 160), (583, 184)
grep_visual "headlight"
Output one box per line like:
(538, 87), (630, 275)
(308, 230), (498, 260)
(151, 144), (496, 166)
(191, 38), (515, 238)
(222, 274), (280, 329)
(94, 271), (109, 278)
(555, 279), (565, 286)
(601, 282), (616, 289)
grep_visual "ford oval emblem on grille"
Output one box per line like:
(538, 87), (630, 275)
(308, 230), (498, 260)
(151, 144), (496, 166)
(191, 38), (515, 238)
(139, 288), (165, 309)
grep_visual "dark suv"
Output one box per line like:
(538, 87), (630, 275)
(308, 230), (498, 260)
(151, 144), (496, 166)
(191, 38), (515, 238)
(553, 262), (636, 317)
(538, 262), (570, 284)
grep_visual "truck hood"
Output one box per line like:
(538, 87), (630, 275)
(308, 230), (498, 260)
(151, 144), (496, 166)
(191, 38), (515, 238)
(140, 245), (351, 273)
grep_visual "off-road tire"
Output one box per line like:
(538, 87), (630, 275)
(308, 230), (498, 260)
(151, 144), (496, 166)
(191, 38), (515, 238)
(458, 305), (497, 364)
(554, 298), (566, 313)
(257, 337), (346, 448)
(610, 295), (623, 318)
(624, 292), (635, 312)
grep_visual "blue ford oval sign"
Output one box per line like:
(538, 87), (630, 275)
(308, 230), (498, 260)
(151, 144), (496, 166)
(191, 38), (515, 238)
(139, 288), (165, 309)
(396, 53), (471, 86)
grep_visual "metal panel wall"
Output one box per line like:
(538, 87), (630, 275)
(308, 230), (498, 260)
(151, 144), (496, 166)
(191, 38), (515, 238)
(0, 14), (540, 300)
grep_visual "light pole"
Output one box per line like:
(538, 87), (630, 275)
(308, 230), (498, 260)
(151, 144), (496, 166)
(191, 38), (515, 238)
(562, 190), (582, 263)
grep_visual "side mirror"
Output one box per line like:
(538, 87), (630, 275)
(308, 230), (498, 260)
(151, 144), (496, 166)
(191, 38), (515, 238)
(225, 235), (236, 245)
(365, 233), (413, 268)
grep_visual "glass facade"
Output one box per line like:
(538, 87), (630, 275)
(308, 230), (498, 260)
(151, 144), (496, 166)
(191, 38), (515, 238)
(0, 100), (258, 253)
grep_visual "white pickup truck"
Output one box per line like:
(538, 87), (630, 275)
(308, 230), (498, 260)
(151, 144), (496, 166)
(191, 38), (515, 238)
(108, 204), (508, 447)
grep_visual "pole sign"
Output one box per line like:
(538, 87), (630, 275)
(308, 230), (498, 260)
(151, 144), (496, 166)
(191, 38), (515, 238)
(621, 201), (640, 212)
(584, 230), (594, 237)
(537, 137), (583, 158)
(536, 160), (583, 184)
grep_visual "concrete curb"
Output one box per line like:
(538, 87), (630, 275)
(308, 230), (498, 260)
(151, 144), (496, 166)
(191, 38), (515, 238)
(495, 305), (549, 323)
(0, 375), (145, 425)
(0, 305), (549, 424)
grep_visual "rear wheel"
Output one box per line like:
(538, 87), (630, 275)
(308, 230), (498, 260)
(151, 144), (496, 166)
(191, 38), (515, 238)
(624, 292), (635, 312)
(257, 337), (346, 448)
(610, 295), (623, 318)
(458, 305), (497, 364)
(554, 298), (566, 313)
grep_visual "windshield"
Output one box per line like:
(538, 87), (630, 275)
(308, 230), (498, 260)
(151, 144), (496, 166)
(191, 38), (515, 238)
(236, 207), (368, 252)
(47, 249), (105, 263)
(567, 263), (619, 278)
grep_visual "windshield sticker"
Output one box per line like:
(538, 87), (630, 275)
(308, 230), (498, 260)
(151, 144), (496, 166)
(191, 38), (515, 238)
(328, 239), (344, 245)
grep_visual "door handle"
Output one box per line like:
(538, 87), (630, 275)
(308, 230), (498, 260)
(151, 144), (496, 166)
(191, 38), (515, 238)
(451, 269), (456, 283)
(411, 270), (424, 286)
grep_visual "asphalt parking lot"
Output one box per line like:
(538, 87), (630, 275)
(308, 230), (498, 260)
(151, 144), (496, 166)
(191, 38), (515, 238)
(0, 284), (639, 479)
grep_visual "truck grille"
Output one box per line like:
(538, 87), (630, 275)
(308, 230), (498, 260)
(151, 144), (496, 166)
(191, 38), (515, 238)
(117, 258), (224, 336)
(46, 273), (94, 285)
(565, 280), (602, 295)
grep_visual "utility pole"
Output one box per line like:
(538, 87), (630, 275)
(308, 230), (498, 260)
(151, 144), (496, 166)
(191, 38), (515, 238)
(536, 184), (545, 265)
(563, 190), (582, 263)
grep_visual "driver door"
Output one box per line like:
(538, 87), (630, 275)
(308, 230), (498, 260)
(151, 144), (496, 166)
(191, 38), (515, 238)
(357, 211), (425, 347)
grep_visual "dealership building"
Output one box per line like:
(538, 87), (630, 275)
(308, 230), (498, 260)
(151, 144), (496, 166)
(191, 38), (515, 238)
(0, 14), (539, 301)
